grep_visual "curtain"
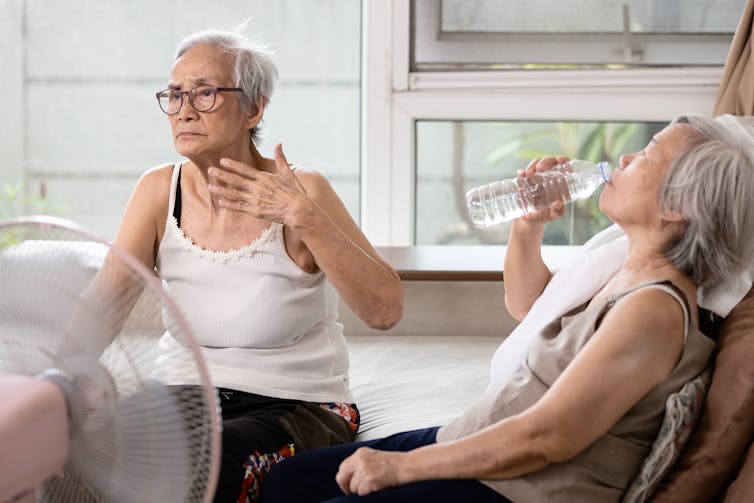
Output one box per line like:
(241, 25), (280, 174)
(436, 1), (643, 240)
(714, 0), (754, 115)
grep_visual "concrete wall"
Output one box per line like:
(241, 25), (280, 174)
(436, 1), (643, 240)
(1, 0), (360, 238)
(339, 280), (519, 338)
(0, 0), (24, 217)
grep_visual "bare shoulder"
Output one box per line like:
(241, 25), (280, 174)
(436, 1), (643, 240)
(129, 163), (175, 209)
(622, 284), (689, 321)
(137, 162), (175, 191)
(113, 163), (176, 268)
(603, 285), (688, 346)
(576, 284), (690, 391)
(291, 166), (336, 201)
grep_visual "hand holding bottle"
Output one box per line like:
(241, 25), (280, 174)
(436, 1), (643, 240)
(502, 157), (572, 321)
(466, 156), (612, 227)
(516, 157), (570, 225)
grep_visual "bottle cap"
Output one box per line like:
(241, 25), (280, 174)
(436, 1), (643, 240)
(599, 162), (613, 184)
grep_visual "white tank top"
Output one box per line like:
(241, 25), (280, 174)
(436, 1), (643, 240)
(153, 163), (352, 403)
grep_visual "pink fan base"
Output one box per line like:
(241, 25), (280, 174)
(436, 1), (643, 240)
(0, 375), (70, 502)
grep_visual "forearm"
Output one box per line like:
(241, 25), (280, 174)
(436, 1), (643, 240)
(398, 420), (550, 484)
(62, 254), (146, 358)
(503, 219), (552, 320)
(290, 201), (403, 330)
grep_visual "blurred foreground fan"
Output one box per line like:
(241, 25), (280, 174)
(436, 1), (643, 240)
(0, 217), (221, 503)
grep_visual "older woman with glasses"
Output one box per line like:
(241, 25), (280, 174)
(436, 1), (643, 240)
(113, 28), (403, 502)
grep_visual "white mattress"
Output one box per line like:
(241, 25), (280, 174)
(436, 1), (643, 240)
(347, 335), (504, 441)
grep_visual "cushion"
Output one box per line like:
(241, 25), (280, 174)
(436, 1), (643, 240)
(649, 287), (754, 502)
(623, 371), (710, 503)
(347, 334), (500, 441)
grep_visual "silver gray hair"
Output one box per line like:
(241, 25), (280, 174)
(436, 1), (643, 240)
(175, 28), (278, 144)
(661, 113), (754, 286)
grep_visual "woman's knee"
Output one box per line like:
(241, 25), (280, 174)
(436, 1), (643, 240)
(260, 443), (358, 502)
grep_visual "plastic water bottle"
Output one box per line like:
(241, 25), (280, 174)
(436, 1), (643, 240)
(466, 159), (613, 228)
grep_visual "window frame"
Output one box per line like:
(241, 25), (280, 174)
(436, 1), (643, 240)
(361, 0), (725, 245)
(413, 0), (738, 69)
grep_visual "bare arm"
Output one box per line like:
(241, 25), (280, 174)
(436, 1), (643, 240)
(336, 288), (686, 495)
(503, 157), (569, 320)
(61, 167), (168, 357)
(287, 171), (403, 330)
(110, 166), (169, 271)
(503, 218), (552, 320)
(209, 145), (403, 330)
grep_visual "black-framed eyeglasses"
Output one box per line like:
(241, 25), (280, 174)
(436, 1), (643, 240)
(155, 85), (243, 115)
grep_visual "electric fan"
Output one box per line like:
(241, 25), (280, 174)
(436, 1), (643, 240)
(0, 217), (221, 503)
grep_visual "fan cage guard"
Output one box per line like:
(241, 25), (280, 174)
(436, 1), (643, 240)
(0, 216), (221, 503)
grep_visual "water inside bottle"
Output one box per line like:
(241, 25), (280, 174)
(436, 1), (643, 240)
(467, 180), (525, 227)
(467, 171), (606, 227)
(467, 197), (490, 227)
(522, 171), (604, 212)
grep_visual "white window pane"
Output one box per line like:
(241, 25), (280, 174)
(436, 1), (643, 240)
(441, 0), (745, 34)
(414, 0), (743, 68)
(415, 120), (664, 245)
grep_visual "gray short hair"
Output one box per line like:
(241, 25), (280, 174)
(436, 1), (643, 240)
(661, 113), (754, 286)
(175, 29), (278, 144)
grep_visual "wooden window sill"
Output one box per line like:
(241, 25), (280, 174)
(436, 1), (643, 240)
(375, 245), (580, 281)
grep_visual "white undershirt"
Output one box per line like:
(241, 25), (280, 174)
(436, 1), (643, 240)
(153, 163), (353, 403)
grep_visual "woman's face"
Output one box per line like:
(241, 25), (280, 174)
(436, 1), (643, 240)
(600, 122), (693, 226)
(166, 44), (255, 160)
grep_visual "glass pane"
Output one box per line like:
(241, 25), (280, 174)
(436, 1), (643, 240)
(441, 0), (745, 34)
(415, 120), (664, 246)
(0, 0), (361, 238)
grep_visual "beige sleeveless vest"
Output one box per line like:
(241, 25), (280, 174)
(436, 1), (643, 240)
(437, 281), (715, 503)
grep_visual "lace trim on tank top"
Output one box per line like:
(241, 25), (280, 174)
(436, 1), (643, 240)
(167, 163), (282, 264)
(166, 216), (282, 264)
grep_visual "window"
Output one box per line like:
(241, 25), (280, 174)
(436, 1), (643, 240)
(0, 0), (361, 238)
(414, 0), (744, 69)
(2, 1), (745, 246)
(360, 0), (742, 245)
(415, 120), (664, 245)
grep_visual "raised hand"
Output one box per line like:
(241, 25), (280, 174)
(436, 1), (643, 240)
(207, 143), (311, 225)
(517, 156), (570, 224)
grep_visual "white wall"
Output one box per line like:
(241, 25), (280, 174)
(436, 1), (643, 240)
(0, 0), (24, 217)
(1, 0), (361, 238)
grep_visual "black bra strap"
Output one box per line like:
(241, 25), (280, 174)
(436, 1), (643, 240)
(173, 166), (182, 227)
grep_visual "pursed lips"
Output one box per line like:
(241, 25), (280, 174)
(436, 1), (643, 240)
(176, 131), (206, 139)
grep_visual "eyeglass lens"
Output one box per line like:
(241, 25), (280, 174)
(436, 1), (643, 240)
(158, 85), (217, 114)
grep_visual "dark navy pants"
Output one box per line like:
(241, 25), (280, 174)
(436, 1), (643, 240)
(259, 427), (510, 503)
